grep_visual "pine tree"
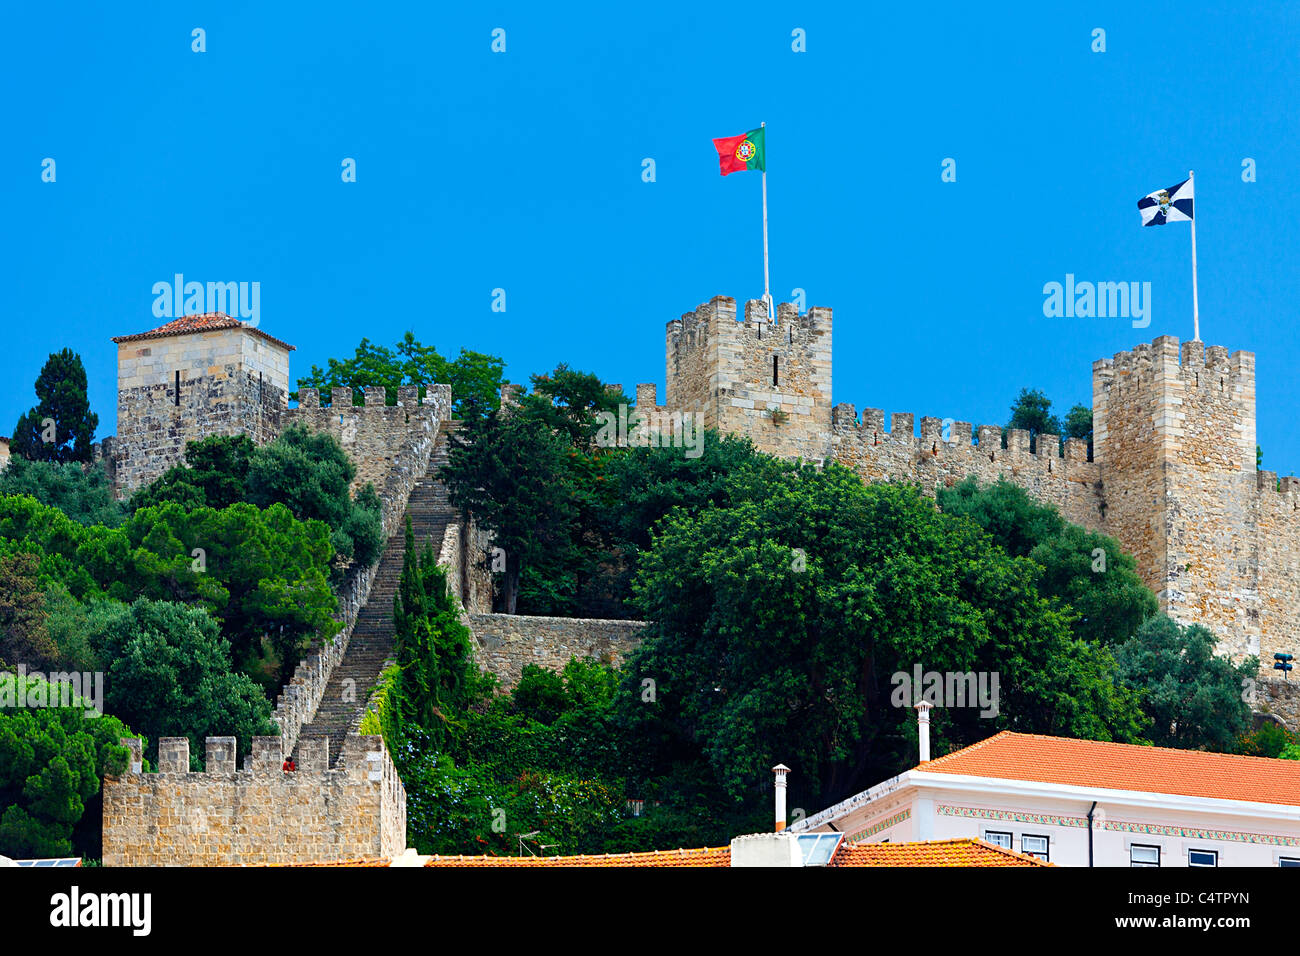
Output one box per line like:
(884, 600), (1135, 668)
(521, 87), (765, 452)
(12, 349), (99, 463)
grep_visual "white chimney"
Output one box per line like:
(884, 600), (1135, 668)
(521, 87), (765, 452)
(772, 763), (791, 831)
(915, 700), (933, 763)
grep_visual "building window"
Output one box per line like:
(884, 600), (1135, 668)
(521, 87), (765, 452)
(1279, 858), (1300, 867)
(1130, 844), (1160, 867)
(1021, 834), (1049, 861)
(175, 370), (181, 407)
(984, 830), (1012, 849)
(1188, 849), (1218, 868)
(773, 355), (779, 387)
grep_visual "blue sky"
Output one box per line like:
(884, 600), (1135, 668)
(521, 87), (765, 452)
(4, 2), (1298, 474)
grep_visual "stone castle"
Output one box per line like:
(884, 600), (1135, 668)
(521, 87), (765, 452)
(97, 298), (1298, 863)
(646, 295), (1296, 688)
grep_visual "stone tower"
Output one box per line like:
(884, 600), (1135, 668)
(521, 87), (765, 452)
(1091, 336), (1273, 663)
(658, 295), (833, 463)
(111, 313), (293, 496)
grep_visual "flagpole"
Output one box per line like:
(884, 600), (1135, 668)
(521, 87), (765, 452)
(1189, 169), (1200, 342)
(761, 121), (772, 323)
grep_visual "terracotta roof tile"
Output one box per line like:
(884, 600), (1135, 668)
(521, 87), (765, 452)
(922, 731), (1300, 806)
(111, 312), (294, 351)
(830, 838), (1051, 867)
(422, 846), (732, 867)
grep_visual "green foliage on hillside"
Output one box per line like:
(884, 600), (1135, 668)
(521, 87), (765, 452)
(623, 460), (1147, 809)
(0, 674), (136, 859)
(937, 477), (1158, 646)
(87, 599), (277, 766)
(129, 426), (383, 568)
(441, 406), (583, 615)
(0, 459), (124, 528)
(0, 494), (338, 687)
(1116, 615), (1258, 753)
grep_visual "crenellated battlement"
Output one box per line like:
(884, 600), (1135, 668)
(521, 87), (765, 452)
(830, 404), (1103, 528)
(665, 294), (832, 464)
(830, 406), (1091, 464)
(103, 734), (406, 866)
(293, 383), (451, 409)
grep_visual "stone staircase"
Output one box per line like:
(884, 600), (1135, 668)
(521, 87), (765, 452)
(292, 421), (461, 765)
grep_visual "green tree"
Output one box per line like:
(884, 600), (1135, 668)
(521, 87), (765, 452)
(1063, 404), (1094, 458)
(938, 477), (1157, 646)
(130, 428), (383, 568)
(0, 495), (340, 688)
(625, 461), (1145, 808)
(128, 434), (255, 513)
(385, 517), (478, 751)
(1115, 615), (1257, 752)
(0, 674), (136, 858)
(0, 460), (123, 527)
(295, 334), (504, 421)
(90, 599), (277, 767)
(246, 425), (383, 566)
(1005, 388), (1061, 454)
(440, 410), (579, 614)
(11, 350), (99, 464)
(0, 553), (55, 669)
(519, 364), (630, 449)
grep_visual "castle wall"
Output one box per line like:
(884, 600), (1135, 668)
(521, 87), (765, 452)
(102, 735), (406, 866)
(467, 613), (648, 688)
(1255, 476), (1300, 669)
(113, 328), (289, 495)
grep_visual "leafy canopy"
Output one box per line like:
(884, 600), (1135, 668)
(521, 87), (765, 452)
(1115, 615), (1258, 752)
(937, 477), (1158, 646)
(623, 459), (1146, 807)
(0, 674), (136, 858)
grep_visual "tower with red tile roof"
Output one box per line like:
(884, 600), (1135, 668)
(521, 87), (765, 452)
(110, 313), (294, 495)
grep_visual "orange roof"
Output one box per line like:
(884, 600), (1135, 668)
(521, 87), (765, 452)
(112, 312), (294, 351)
(923, 731), (1300, 806)
(423, 846), (731, 868)
(253, 838), (1050, 868)
(831, 838), (1050, 867)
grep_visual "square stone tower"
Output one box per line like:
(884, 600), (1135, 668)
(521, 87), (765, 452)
(1093, 335), (1262, 660)
(663, 295), (832, 463)
(111, 313), (293, 496)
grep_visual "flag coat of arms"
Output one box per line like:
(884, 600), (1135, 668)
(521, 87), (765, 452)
(1137, 178), (1194, 226)
(712, 127), (765, 176)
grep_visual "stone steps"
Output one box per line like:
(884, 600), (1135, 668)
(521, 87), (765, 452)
(292, 421), (462, 765)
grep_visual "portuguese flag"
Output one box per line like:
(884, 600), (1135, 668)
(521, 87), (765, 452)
(712, 126), (765, 176)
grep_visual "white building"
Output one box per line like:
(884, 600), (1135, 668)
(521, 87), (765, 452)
(792, 722), (1300, 867)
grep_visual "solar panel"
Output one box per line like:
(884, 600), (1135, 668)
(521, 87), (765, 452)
(14, 858), (82, 867)
(795, 832), (843, 867)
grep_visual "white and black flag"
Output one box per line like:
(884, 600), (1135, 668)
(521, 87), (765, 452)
(1137, 177), (1194, 226)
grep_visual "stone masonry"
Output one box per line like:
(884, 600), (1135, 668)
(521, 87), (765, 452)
(663, 296), (832, 464)
(652, 296), (1300, 688)
(102, 735), (406, 866)
(111, 314), (292, 495)
(468, 613), (649, 688)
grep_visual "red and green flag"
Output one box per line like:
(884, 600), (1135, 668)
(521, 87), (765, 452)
(712, 126), (765, 176)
